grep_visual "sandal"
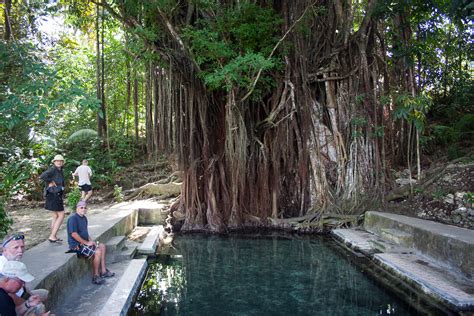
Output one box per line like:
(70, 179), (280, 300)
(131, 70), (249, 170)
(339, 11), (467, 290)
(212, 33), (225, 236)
(48, 239), (61, 243)
(92, 275), (105, 285)
(100, 269), (115, 278)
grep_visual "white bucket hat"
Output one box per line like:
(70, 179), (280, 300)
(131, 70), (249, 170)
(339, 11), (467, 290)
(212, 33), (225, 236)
(2, 260), (35, 282)
(52, 154), (65, 163)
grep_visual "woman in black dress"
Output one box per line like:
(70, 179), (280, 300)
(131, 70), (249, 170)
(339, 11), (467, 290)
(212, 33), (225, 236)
(40, 154), (66, 242)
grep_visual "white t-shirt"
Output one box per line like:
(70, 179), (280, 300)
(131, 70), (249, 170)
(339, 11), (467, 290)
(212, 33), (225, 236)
(0, 255), (25, 296)
(74, 165), (92, 185)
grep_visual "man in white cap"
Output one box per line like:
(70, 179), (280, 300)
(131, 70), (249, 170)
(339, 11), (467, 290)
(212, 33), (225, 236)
(0, 233), (49, 315)
(0, 261), (51, 315)
(39, 154), (66, 243)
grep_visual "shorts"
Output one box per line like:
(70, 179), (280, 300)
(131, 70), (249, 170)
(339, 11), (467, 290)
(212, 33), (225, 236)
(44, 192), (64, 211)
(79, 184), (92, 192)
(73, 244), (97, 259)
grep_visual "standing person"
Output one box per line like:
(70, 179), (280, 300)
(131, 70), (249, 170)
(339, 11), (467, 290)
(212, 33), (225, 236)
(67, 201), (115, 285)
(72, 159), (93, 202)
(39, 154), (66, 243)
(0, 233), (49, 316)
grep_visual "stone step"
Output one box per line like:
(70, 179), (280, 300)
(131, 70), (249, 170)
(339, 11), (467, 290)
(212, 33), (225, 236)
(137, 225), (164, 255)
(108, 240), (138, 264)
(380, 228), (414, 246)
(364, 211), (474, 278)
(374, 253), (474, 311)
(105, 235), (127, 253)
(332, 228), (474, 312)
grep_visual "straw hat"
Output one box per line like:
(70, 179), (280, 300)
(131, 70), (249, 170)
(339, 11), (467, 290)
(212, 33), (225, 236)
(52, 154), (65, 163)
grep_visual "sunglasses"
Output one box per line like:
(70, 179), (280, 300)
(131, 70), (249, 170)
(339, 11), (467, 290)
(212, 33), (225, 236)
(2, 233), (25, 248)
(78, 207), (87, 209)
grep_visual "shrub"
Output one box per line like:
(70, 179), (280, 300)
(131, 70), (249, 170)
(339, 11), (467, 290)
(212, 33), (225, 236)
(113, 185), (124, 203)
(66, 187), (82, 211)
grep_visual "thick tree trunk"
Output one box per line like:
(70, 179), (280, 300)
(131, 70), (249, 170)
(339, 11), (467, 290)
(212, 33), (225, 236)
(3, 0), (12, 41)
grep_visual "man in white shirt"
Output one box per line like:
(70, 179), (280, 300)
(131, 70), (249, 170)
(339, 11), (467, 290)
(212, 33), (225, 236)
(72, 159), (93, 202)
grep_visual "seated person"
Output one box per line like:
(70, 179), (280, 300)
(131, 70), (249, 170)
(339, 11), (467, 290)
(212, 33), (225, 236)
(0, 233), (48, 316)
(0, 261), (52, 316)
(67, 200), (115, 285)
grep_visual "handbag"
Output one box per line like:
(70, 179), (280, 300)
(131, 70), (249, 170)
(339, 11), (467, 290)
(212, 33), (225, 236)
(46, 185), (64, 194)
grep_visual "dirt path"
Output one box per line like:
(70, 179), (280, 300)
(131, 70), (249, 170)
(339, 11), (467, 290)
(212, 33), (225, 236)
(8, 201), (113, 250)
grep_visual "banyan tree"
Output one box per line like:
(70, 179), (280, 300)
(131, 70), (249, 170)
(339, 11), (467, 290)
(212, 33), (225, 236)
(96, 0), (427, 232)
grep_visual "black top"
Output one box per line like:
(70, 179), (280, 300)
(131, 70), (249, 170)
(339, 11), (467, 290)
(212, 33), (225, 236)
(0, 288), (16, 316)
(40, 165), (65, 187)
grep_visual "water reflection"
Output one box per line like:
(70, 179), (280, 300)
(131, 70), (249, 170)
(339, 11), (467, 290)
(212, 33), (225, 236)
(131, 234), (432, 315)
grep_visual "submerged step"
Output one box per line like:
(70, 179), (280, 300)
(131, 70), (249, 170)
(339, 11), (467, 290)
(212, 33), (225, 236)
(137, 225), (164, 254)
(374, 253), (474, 311)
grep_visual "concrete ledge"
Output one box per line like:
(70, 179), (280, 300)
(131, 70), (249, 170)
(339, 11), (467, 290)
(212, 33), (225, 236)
(365, 211), (474, 277)
(21, 202), (142, 309)
(99, 259), (148, 316)
(137, 225), (164, 255)
(374, 253), (474, 311)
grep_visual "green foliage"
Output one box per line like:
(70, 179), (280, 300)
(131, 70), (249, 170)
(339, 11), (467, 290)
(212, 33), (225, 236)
(113, 185), (124, 203)
(431, 188), (446, 200)
(394, 94), (432, 131)
(183, 2), (283, 96)
(66, 186), (82, 211)
(464, 192), (474, 207)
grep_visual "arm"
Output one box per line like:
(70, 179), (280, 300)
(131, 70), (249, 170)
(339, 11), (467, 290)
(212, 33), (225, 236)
(39, 167), (55, 185)
(71, 232), (94, 247)
(14, 295), (41, 315)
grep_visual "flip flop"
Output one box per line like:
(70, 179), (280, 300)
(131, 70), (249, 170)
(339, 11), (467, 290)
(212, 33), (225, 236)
(48, 239), (61, 243)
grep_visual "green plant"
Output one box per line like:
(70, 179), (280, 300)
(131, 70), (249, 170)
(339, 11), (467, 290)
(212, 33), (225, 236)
(0, 200), (13, 238)
(66, 187), (82, 211)
(113, 185), (124, 203)
(464, 192), (474, 207)
(431, 188), (446, 201)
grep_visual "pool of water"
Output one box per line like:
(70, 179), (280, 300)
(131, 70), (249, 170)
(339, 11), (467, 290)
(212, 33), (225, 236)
(130, 234), (446, 315)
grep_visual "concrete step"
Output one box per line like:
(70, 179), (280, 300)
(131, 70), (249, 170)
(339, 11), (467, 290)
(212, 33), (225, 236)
(108, 240), (139, 264)
(364, 211), (474, 278)
(332, 228), (474, 312)
(380, 228), (414, 246)
(374, 253), (474, 311)
(105, 235), (127, 253)
(137, 225), (164, 255)
(53, 259), (132, 315)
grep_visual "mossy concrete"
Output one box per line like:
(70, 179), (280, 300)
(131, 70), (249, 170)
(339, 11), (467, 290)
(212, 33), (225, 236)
(364, 211), (474, 278)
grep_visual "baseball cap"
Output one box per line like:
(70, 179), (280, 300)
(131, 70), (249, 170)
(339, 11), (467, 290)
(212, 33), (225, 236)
(77, 200), (87, 208)
(2, 261), (34, 282)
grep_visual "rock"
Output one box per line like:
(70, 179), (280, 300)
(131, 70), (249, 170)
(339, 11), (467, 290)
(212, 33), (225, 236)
(395, 178), (417, 186)
(444, 194), (454, 204)
(452, 214), (462, 224)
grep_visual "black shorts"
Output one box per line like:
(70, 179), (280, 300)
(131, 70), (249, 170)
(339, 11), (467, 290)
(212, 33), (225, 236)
(79, 184), (92, 192)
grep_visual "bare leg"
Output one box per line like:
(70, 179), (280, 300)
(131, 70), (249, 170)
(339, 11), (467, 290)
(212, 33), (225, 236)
(84, 190), (93, 202)
(50, 211), (65, 240)
(91, 250), (102, 277)
(98, 243), (107, 274)
(48, 212), (58, 240)
(81, 191), (86, 201)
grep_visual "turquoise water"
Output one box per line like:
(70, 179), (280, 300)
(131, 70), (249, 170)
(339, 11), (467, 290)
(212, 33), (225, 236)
(130, 234), (444, 315)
